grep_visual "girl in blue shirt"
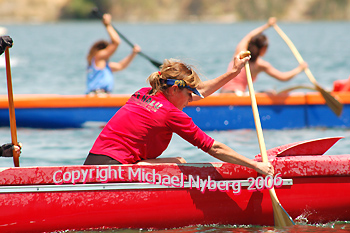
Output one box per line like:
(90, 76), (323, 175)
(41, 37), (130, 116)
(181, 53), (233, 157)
(86, 14), (141, 94)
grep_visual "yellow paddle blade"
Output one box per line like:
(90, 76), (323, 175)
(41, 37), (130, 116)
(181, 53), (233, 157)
(270, 189), (295, 227)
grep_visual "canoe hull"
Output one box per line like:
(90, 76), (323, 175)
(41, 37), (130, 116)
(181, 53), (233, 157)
(1, 177), (349, 233)
(0, 150), (349, 232)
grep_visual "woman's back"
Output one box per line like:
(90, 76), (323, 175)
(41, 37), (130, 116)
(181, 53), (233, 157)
(221, 17), (307, 94)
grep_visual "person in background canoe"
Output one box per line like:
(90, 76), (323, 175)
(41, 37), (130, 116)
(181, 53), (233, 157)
(86, 13), (141, 95)
(333, 75), (350, 92)
(220, 17), (308, 96)
(85, 54), (274, 176)
(0, 143), (21, 158)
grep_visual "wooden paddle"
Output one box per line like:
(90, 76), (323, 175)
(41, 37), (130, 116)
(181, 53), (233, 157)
(276, 84), (316, 94)
(91, 8), (162, 68)
(241, 51), (294, 227)
(273, 24), (343, 117)
(5, 47), (20, 167)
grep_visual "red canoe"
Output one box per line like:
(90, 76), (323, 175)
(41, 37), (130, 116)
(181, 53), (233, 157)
(0, 137), (349, 232)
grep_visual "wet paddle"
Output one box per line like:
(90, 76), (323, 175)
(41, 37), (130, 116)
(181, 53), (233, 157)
(91, 8), (162, 68)
(5, 47), (20, 167)
(273, 24), (343, 117)
(241, 51), (295, 227)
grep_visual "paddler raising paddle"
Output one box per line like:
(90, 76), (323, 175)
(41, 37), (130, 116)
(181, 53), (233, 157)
(221, 17), (308, 96)
(85, 52), (274, 177)
(86, 13), (141, 95)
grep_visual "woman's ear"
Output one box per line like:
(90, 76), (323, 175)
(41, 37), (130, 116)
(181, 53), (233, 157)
(168, 85), (178, 96)
(260, 46), (267, 56)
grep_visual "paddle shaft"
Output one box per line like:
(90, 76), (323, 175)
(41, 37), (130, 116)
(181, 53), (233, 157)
(92, 9), (162, 68)
(244, 63), (267, 158)
(273, 24), (342, 116)
(244, 60), (294, 227)
(277, 85), (316, 94)
(110, 25), (161, 67)
(5, 48), (19, 167)
(273, 25), (318, 83)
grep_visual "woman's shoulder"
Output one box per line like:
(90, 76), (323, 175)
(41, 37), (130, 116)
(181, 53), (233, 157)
(136, 87), (152, 94)
(255, 58), (272, 71)
(131, 87), (166, 104)
(128, 87), (181, 114)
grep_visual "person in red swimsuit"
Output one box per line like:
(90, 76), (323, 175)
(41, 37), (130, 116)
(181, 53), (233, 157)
(85, 54), (274, 176)
(221, 17), (308, 96)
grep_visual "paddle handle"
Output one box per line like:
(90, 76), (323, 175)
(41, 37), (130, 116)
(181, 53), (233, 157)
(5, 48), (19, 167)
(273, 24), (317, 86)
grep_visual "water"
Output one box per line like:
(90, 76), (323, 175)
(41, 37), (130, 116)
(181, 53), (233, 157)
(0, 21), (349, 232)
(66, 222), (350, 233)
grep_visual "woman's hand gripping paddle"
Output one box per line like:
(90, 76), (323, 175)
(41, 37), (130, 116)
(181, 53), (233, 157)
(240, 51), (295, 227)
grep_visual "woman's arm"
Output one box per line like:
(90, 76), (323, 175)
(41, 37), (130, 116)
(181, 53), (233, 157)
(208, 141), (274, 176)
(95, 14), (121, 62)
(193, 52), (249, 100)
(109, 45), (141, 72)
(261, 59), (308, 81)
(234, 17), (276, 57)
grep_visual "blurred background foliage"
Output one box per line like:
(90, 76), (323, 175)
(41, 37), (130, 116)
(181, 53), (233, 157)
(0, 0), (350, 22)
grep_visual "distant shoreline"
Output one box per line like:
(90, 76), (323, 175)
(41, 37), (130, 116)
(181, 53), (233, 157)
(0, 0), (349, 23)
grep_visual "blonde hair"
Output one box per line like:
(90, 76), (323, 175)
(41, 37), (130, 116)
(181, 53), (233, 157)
(147, 59), (202, 95)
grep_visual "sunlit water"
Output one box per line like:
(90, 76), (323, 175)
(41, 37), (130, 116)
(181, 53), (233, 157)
(0, 20), (349, 232)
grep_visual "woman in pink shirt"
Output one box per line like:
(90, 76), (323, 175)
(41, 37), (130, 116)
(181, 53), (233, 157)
(221, 17), (308, 96)
(85, 54), (274, 176)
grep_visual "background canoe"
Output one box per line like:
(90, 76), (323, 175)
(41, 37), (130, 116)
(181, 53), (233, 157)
(0, 92), (349, 130)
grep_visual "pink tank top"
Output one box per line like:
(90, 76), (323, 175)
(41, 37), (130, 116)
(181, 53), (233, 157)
(221, 60), (257, 93)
